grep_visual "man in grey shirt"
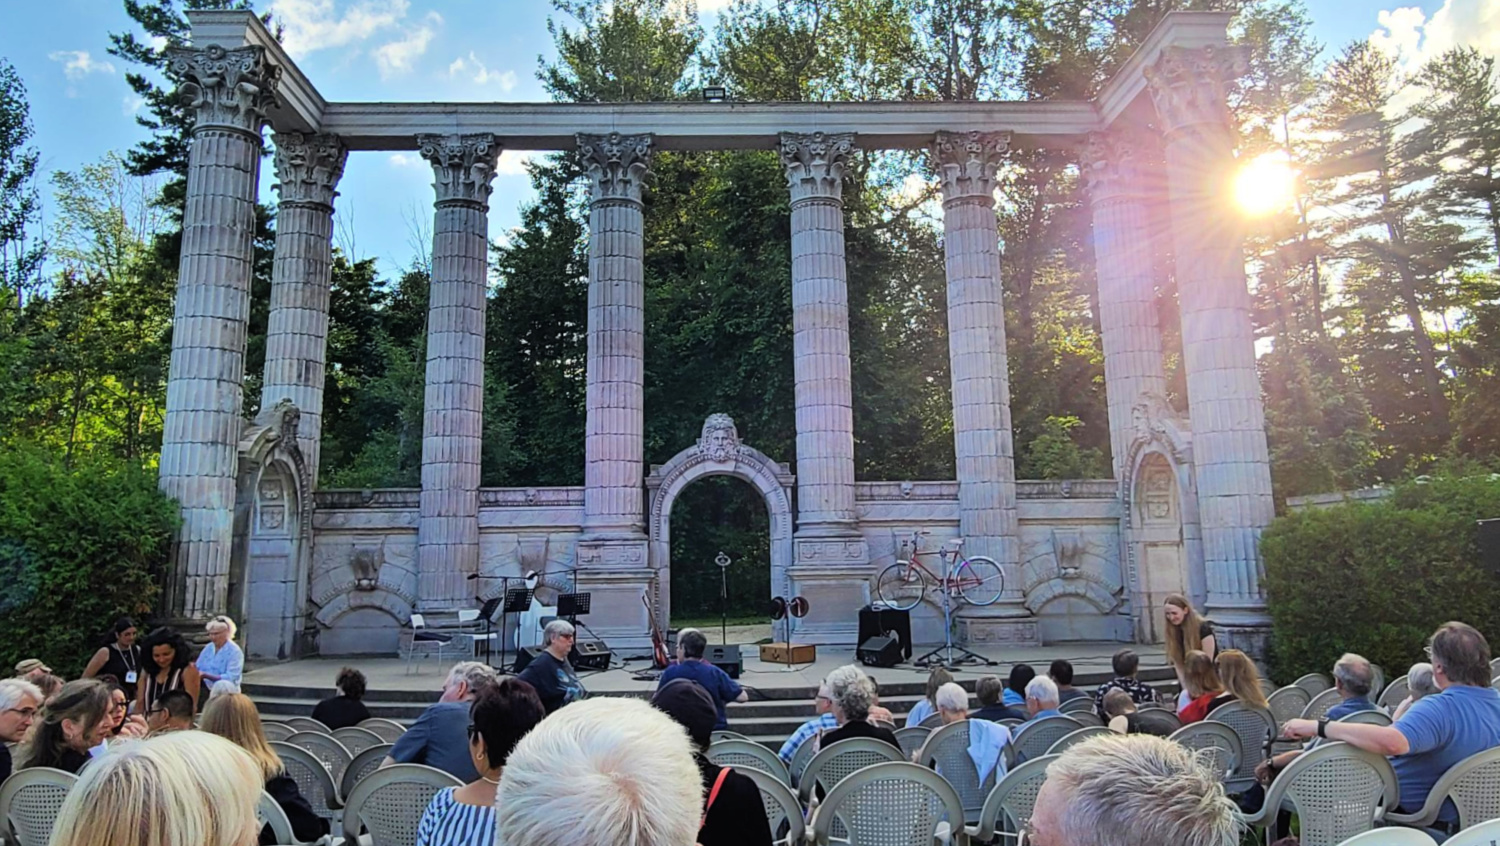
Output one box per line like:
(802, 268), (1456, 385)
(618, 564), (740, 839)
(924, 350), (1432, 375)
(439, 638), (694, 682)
(382, 661), (496, 782)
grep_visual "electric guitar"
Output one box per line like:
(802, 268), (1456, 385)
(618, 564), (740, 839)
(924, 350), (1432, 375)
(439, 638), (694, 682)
(643, 594), (669, 670)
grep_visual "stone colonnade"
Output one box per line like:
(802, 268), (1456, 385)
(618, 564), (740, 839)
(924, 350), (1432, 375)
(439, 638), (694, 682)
(158, 30), (1272, 644)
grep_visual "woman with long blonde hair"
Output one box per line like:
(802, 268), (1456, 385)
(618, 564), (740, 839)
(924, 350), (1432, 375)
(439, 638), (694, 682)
(1163, 594), (1216, 707)
(200, 693), (328, 845)
(1215, 649), (1269, 710)
(1176, 651), (1227, 724)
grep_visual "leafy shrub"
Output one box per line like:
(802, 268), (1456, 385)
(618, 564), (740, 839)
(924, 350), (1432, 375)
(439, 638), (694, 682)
(1261, 474), (1500, 684)
(0, 445), (178, 676)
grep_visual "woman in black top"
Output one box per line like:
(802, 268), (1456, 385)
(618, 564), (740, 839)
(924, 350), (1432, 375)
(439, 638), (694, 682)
(136, 627), (202, 716)
(311, 667), (372, 730)
(651, 679), (773, 846)
(818, 665), (901, 752)
(18, 679), (114, 774)
(201, 691), (328, 845)
(82, 617), (144, 701)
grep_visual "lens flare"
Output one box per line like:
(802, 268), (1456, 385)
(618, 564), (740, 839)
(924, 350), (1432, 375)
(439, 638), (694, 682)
(1233, 152), (1298, 218)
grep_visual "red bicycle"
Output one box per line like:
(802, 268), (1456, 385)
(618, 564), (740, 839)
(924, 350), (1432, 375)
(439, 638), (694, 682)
(875, 530), (1005, 610)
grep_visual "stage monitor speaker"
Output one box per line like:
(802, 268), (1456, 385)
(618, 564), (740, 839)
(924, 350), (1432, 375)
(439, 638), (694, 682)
(512, 646), (543, 674)
(706, 644), (742, 679)
(1479, 518), (1500, 577)
(858, 635), (903, 668)
(570, 639), (612, 672)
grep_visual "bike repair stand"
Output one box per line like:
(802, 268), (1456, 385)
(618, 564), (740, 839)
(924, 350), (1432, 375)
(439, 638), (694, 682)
(914, 544), (987, 670)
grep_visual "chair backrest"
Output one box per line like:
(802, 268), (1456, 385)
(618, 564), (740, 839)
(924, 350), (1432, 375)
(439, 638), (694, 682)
(270, 740), (343, 822)
(263, 721), (297, 742)
(971, 754), (1058, 842)
(1258, 741), (1399, 846)
(332, 726), (385, 757)
(340, 742), (396, 801)
(1045, 726), (1112, 756)
(809, 761), (966, 846)
(1132, 708), (1182, 735)
(1337, 710), (1392, 727)
(1492, 657), (1500, 677)
(997, 717), (1025, 729)
(409, 613), (427, 629)
(457, 608), (480, 624)
(286, 731), (354, 787)
(257, 790), (299, 846)
(341, 763), (464, 846)
(1068, 710), (1104, 728)
(914, 720), (1000, 823)
(919, 712), (943, 729)
(1294, 673), (1333, 697)
(1377, 675), (1410, 710)
(789, 732), (819, 788)
(283, 716), (331, 735)
(1205, 701), (1276, 789)
(1413, 746), (1500, 831)
(1058, 696), (1094, 715)
(1445, 817), (1500, 846)
(706, 739), (792, 784)
(1008, 715), (1083, 765)
(798, 737), (906, 804)
(1333, 828), (1437, 846)
(1268, 685), (1312, 725)
(740, 766), (805, 846)
(0, 767), (77, 846)
(1301, 687), (1346, 721)
(1168, 721), (1243, 782)
(358, 718), (407, 743)
(892, 726), (931, 760)
(710, 730), (751, 744)
(1492, 675), (1500, 693)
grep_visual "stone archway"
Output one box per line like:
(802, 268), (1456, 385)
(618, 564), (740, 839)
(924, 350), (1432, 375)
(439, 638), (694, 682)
(645, 415), (795, 634)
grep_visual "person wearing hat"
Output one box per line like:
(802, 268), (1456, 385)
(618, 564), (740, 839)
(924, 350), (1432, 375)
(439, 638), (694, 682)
(14, 659), (50, 680)
(651, 679), (773, 846)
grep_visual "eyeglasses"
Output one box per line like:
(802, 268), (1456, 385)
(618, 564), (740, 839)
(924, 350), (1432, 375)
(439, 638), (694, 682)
(2, 708), (37, 719)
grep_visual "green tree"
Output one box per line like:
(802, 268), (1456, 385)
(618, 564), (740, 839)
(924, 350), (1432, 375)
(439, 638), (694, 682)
(0, 58), (43, 296)
(1408, 48), (1500, 269)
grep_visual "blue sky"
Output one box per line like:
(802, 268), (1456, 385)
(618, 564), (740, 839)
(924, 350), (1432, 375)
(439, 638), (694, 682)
(2, 0), (1493, 279)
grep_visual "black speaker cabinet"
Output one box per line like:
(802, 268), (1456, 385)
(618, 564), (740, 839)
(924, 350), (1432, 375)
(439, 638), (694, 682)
(571, 639), (612, 672)
(512, 645), (543, 674)
(858, 635), (903, 668)
(706, 644), (742, 679)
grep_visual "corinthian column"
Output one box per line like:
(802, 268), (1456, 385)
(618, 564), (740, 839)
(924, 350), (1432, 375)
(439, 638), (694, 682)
(415, 133), (499, 608)
(159, 44), (279, 621)
(1146, 46), (1275, 638)
(263, 132), (347, 484)
(932, 131), (1025, 613)
(1080, 129), (1170, 479)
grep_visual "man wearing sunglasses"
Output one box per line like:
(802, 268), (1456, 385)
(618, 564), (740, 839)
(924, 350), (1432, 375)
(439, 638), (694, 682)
(0, 678), (43, 784)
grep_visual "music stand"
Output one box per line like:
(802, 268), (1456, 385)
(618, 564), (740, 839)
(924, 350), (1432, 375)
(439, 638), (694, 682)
(486, 587), (532, 673)
(557, 592), (591, 621)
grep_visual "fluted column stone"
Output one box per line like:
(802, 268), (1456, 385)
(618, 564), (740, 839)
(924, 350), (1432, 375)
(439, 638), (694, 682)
(416, 133), (499, 608)
(263, 132), (347, 484)
(159, 44), (278, 620)
(1146, 45), (1275, 634)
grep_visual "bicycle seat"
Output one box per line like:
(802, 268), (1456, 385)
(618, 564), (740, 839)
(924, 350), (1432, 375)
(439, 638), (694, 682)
(946, 538), (965, 549)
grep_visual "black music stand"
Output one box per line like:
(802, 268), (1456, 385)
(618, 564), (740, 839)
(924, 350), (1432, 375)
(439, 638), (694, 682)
(492, 587), (532, 673)
(476, 596), (503, 666)
(557, 592), (591, 622)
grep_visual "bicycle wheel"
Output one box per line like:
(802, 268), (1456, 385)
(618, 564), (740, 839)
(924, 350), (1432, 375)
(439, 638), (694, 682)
(956, 556), (1005, 606)
(875, 561), (926, 611)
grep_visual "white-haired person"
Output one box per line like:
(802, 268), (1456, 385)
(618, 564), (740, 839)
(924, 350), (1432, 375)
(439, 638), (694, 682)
(0, 677), (42, 783)
(47, 731), (265, 846)
(1025, 675), (1063, 720)
(818, 664), (900, 751)
(1392, 661), (1442, 720)
(497, 696), (704, 846)
(933, 681), (1010, 784)
(196, 615), (244, 690)
(516, 618), (586, 714)
(905, 667), (955, 727)
(383, 661), (497, 781)
(1024, 733), (1241, 846)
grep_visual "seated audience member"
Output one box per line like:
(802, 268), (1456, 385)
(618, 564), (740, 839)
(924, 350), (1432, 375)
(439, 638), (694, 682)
(1094, 648), (1159, 718)
(934, 681), (1010, 782)
(1324, 653), (1378, 720)
(148, 690), (197, 735)
(1050, 660), (1089, 704)
(32, 673), (63, 702)
(516, 619), (586, 714)
(101, 678), (129, 736)
(1393, 661), (1441, 721)
(13, 658), (50, 683)
(201, 692), (328, 846)
(50, 731), (264, 846)
(416, 678), (546, 846)
(658, 628), (747, 730)
(905, 667), (954, 727)
(1026, 675), (1063, 720)
(1176, 651), (1225, 724)
(1026, 733), (1242, 846)
(1005, 664), (1036, 707)
(497, 697), (704, 846)
(311, 666), (372, 730)
(1104, 689), (1172, 736)
(0, 678), (42, 783)
(1281, 622), (1500, 825)
(208, 680), (240, 701)
(138, 627), (202, 715)
(1214, 650), (1269, 711)
(867, 677), (896, 727)
(972, 675), (1028, 722)
(778, 680), (839, 765)
(384, 661), (497, 781)
(18, 678), (114, 773)
(195, 615), (245, 689)
(820, 664), (902, 751)
(652, 679), (774, 846)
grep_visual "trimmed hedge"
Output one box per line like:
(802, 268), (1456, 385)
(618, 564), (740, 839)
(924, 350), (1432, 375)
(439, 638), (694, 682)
(1261, 474), (1500, 685)
(0, 445), (179, 676)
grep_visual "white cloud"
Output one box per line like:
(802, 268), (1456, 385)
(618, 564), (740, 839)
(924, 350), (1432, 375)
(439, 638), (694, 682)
(447, 51), (517, 90)
(373, 11), (440, 79)
(497, 150), (534, 176)
(269, 0), (410, 57)
(48, 50), (116, 82)
(388, 153), (418, 167)
(1369, 0), (1500, 73)
(122, 94), (145, 116)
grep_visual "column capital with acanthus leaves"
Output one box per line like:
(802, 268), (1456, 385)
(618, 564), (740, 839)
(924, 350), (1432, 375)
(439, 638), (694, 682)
(577, 132), (655, 205)
(167, 44), (280, 137)
(417, 133), (501, 208)
(932, 130), (1010, 206)
(779, 131), (856, 206)
(272, 132), (348, 209)
(1143, 45), (1247, 140)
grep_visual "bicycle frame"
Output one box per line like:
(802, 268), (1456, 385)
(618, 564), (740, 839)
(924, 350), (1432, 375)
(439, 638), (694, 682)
(898, 533), (984, 593)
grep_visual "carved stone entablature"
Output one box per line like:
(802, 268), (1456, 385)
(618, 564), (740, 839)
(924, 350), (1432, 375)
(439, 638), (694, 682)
(577, 132), (654, 205)
(315, 489), (422, 510)
(1080, 128), (1152, 201)
(856, 481), (960, 502)
(1144, 45), (1247, 137)
(239, 399), (312, 540)
(795, 537), (869, 565)
(576, 538), (647, 568)
(273, 132), (347, 209)
(417, 133), (501, 208)
(350, 548), (381, 591)
(478, 487), (586, 508)
(933, 130), (1010, 204)
(780, 131), (856, 205)
(168, 44), (280, 136)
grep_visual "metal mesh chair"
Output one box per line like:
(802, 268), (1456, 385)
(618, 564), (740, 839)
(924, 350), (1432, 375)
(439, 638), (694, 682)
(1133, 708), (1182, 735)
(892, 726), (930, 761)
(1070, 711), (1104, 728)
(1059, 697), (1094, 715)
(1445, 817), (1500, 846)
(0, 768), (76, 846)
(797, 737), (906, 805)
(1333, 829), (1437, 846)
(357, 718), (406, 743)
(711, 730), (751, 743)
(331, 726), (385, 757)
(919, 712), (943, 729)
(706, 739), (791, 784)
(965, 754), (1058, 844)
(1377, 675), (1410, 711)
(1268, 686), (1312, 726)
(1242, 741), (1399, 846)
(1204, 701), (1276, 793)
(741, 766), (806, 846)
(339, 743), (395, 802)
(256, 789), (320, 846)
(1492, 657), (1500, 677)
(263, 721), (297, 742)
(271, 740), (344, 827)
(1492, 676), (1500, 693)
(1338, 710), (1392, 727)
(809, 761), (966, 846)
(1386, 746), (1500, 831)
(789, 732), (819, 788)
(1007, 715), (1083, 766)
(284, 716), (332, 735)
(340, 763), (463, 846)
(1169, 721), (1243, 783)
(1045, 726), (1111, 756)
(913, 720), (1002, 823)
(1295, 673), (1333, 697)
(1301, 688), (1346, 721)
(286, 732), (354, 788)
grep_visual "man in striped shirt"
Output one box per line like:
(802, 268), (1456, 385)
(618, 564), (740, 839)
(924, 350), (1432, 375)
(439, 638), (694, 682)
(778, 680), (839, 764)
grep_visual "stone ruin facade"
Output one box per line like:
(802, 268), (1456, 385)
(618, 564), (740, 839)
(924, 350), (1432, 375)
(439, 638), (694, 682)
(157, 11), (1275, 659)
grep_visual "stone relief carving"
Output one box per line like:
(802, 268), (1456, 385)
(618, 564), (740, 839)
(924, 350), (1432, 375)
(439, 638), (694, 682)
(417, 133), (501, 206)
(1141, 460), (1177, 522)
(1143, 45), (1247, 135)
(699, 413), (741, 461)
(779, 132), (856, 204)
(273, 132), (347, 208)
(577, 132), (655, 204)
(167, 44), (280, 134)
(932, 130), (1010, 202)
(350, 549), (381, 591)
(1051, 529), (1084, 579)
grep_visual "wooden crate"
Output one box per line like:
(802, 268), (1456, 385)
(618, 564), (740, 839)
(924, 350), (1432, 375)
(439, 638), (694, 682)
(759, 642), (816, 664)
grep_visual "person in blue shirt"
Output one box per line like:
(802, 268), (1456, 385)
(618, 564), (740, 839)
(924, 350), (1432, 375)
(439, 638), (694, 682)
(1282, 622), (1500, 824)
(195, 615), (245, 690)
(656, 628), (746, 730)
(904, 667), (953, 728)
(777, 680), (838, 764)
(383, 661), (498, 782)
(1026, 675), (1063, 720)
(1005, 664), (1036, 707)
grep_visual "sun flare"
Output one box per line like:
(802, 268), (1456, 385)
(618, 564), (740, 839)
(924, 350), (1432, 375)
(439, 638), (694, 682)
(1233, 152), (1298, 218)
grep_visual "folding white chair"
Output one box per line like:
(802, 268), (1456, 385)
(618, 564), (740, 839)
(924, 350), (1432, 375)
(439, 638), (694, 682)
(405, 613), (454, 674)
